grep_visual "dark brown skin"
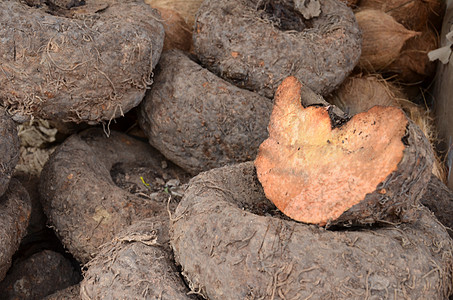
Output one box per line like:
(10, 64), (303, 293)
(139, 50), (273, 175)
(0, 179), (32, 281)
(171, 162), (453, 299)
(0, 0), (164, 123)
(81, 218), (197, 300)
(0, 108), (20, 197)
(420, 174), (453, 238)
(39, 128), (188, 263)
(43, 284), (81, 300)
(0, 250), (80, 300)
(193, 0), (362, 98)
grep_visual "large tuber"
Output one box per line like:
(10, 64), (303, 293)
(255, 76), (434, 226)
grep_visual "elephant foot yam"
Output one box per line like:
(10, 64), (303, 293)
(0, 0), (164, 123)
(420, 174), (453, 238)
(0, 108), (20, 197)
(39, 128), (188, 263)
(81, 218), (196, 300)
(139, 50), (272, 175)
(194, 0), (361, 98)
(0, 250), (80, 299)
(255, 76), (434, 226)
(0, 179), (32, 281)
(171, 162), (453, 300)
(43, 284), (80, 300)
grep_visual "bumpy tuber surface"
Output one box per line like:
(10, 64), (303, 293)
(255, 76), (433, 226)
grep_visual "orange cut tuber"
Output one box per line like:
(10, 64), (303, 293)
(255, 76), (434, 226)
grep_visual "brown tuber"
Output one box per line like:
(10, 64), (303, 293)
(255, 76), (434, 226)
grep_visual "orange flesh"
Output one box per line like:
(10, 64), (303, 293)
(255, 77), (408, 225)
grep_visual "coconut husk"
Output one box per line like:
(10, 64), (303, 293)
(356, 9), (420, 72)
(359, 0), (445, 31)
(144, 0), (204, 29)
(327, 74), (399, 115)
(387, 25), (439, 83)
(151, 7), (192, 51)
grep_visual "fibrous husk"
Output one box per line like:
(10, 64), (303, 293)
(152, 7), (193, 51)
(359, 0), (445, 31)
(327, 74), (399, 115)
(356, 9), (420, 72)
(387, 25), (439, 83)
(144, 0), (204, 29)
(255, 76), (433, 226)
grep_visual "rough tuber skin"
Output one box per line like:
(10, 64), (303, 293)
(255, 76), (434, 226)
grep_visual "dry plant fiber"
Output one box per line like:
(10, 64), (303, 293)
(356, 9), (420, 71)
(327, 75), (398, 115)
(387, 25), (439, 83)
(359, 0), (445, 31)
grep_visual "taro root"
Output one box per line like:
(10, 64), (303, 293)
(193, 0), (362, 98)
(81, 218), (196, 300)
(43, 284), (81, 300)
(356, 9), (420, 72)
(420, 175), (453, 238)
(359, 0), (445, 31)
(139, 50), (273, 175)
(0, 179), (32, 281)
(0, 108), (20, 197)
(39, 128), (189, 263)
(0, 250), (80, 300)
(0, 0), (164, 123)
(171, 162), (453, 299)
(255, 76), (433, 226)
